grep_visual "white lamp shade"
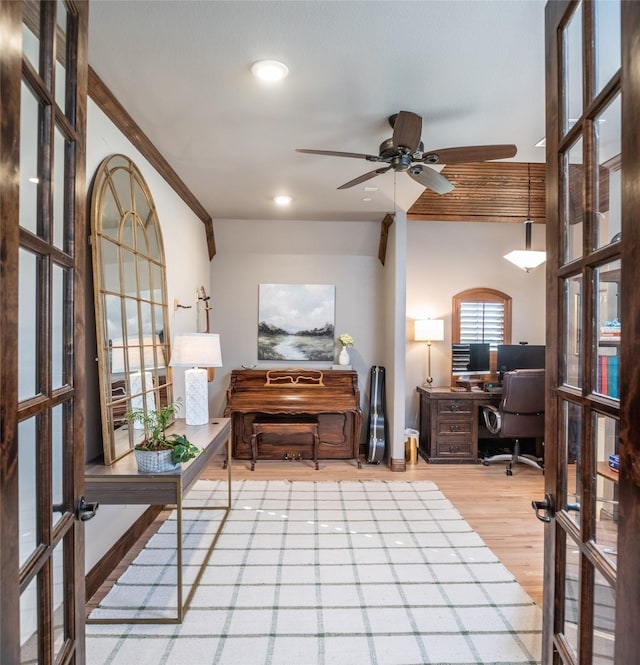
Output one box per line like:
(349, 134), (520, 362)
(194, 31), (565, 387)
(170, 333), (223, 368)
(414, 319), (445, 342)
(503, 249), (547, 272)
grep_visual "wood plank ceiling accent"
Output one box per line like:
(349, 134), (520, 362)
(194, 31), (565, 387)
(407, 161), (546, 224)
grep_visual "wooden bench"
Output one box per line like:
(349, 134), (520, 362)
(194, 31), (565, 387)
(250, 416), (320, 470)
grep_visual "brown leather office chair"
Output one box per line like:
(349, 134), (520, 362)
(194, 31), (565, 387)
(481, 369), (545, 475)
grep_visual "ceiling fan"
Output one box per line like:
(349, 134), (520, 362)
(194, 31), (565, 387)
(296, 111), (517, 194)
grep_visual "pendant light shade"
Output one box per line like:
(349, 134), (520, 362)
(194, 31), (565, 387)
(504, 164), (546, 272)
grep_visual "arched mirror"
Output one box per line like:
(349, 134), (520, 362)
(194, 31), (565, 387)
(91, 154), (173, 464)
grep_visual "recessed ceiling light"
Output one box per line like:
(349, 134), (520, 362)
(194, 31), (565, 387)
(251, 60), (289, 82)
(363, 186), (378, 192)
(362, 197), (373, 202)
(273, 195), (292, 206)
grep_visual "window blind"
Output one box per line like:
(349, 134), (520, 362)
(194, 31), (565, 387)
(459, 301), (505, 349)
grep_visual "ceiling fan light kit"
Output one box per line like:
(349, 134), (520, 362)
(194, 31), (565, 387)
(296, 110), (517, 194)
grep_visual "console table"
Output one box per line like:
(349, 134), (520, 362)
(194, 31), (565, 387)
(417, 387), (500, 463)
(85, 418), (231, 624)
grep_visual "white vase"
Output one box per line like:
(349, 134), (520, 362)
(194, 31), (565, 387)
(338, 346), (350, 366)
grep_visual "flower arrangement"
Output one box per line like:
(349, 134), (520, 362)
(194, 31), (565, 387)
(338, 333), (354, 347)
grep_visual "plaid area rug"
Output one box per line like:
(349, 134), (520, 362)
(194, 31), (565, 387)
(86, 480), (542, 665)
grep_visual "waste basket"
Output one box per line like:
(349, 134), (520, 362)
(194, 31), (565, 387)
(404, 428), (419, 465)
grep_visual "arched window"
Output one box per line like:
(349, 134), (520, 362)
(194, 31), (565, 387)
(452, 288), (512, 375)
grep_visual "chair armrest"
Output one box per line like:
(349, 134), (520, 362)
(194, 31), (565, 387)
(482, 405), (502, 434)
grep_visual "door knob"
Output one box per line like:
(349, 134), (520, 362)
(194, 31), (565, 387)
(75, 496), (99, 522)
(531, 493), (555, 522)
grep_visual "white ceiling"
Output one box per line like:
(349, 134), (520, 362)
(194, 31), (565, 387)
(88, 0), (547, 223)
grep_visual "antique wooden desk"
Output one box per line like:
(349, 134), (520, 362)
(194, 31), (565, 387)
(225, 368), (362, 465)
(85, 418), (231, 624)
(417, 387), (500, 463)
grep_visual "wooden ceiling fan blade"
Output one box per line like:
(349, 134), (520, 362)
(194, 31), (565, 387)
(408, 166), (455, 194)
(392, 111), (422, 152)
(337, 167), (391, 190)
(296, 148), (380, 161)
(422, 144), (517, 165)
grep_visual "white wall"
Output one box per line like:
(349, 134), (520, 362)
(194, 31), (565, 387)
(404, 220), (546, 428)
(209, 218), (385, 426)
(84, 100), (212, 571)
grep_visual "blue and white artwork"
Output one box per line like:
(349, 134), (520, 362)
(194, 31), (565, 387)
(258, 284), (335, 361)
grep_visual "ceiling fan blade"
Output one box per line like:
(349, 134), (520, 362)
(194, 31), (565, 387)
(296, 148), (381, 161)
(421, 144), (517, 165)
(337, 166), (391, 190)
(408, 166), (455, 194)
(392, 111), (422, 152)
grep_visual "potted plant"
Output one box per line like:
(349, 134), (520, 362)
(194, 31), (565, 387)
(125, 399), (200, 473)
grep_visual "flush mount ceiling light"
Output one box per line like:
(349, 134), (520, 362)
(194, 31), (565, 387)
(251, 60), (289, 82)
(273, 195), (292, 206)
(504, 164), (547, 272)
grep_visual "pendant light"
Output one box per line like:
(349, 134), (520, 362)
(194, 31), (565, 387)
(503, 164), (546, 272)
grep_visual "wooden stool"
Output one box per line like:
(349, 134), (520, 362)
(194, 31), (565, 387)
(250, 418), (320, 470)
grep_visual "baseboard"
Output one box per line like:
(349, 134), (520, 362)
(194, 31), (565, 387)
(389, 457), (406, 472)
(85, 505), (162, 601)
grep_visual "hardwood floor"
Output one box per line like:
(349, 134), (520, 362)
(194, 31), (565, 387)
(87, 452), (545, 615)
(201, 452), (545, 607)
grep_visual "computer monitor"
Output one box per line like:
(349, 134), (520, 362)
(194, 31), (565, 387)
(452, 343), (491, 375)
(497, 344), (545, 380)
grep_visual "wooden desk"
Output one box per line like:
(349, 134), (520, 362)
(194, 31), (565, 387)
(85, 418), (232, 624)
(417, 387), (499, 463)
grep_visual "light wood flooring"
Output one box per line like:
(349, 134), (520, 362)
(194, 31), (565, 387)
(201, 453), (546, 607)
(87, 453), (545, 615)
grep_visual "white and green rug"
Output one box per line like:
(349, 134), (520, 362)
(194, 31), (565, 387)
(86, 480), (542, 665)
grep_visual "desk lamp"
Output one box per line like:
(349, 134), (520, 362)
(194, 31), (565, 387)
(414, 319), (445, 385)
(170, 333), (223, 425)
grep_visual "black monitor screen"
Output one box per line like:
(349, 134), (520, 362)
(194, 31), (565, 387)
(497, 344), (545, 380)
(452, 343), (491, 375)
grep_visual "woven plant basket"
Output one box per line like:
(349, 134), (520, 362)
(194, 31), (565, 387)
(134, 448), (180, 473)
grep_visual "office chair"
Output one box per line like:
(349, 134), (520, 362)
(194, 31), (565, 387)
(481, 369), (545, 476)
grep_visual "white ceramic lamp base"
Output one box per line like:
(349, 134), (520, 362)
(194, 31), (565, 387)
(184, 367), (209, 425)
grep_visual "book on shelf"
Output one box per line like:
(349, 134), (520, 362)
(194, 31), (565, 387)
(597, 354), (619, 398)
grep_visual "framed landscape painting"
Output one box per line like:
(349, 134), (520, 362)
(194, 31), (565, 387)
(258, 284), (335, 361)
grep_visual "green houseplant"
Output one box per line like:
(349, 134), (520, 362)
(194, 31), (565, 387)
(125, 399), (200, 472)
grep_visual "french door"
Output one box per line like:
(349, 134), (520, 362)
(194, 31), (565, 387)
(0, 1), (89, 663)
(541, 1), (640, 663)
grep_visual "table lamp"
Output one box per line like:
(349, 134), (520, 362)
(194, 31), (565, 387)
(414, 319), (445, 385)
(170, 333), (223, 425)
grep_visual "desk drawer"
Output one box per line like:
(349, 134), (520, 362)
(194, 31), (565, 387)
(438, 400), (473, 415)
(435, 440), (473, 458)
(437, 419), (472, 435)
